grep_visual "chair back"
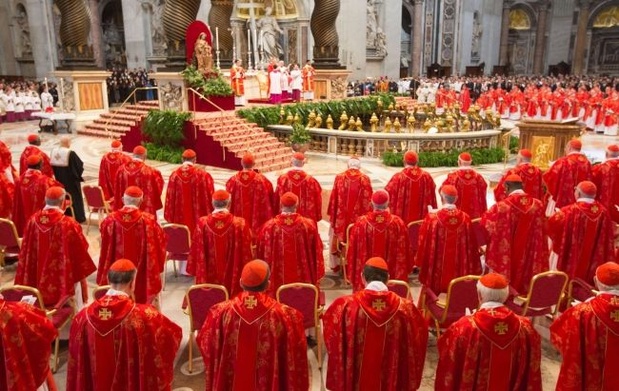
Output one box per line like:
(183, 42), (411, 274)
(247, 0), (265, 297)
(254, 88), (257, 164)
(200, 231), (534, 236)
(185, 284), (229, 332)
(0, 285), (45, 310)
(276, 283), (319, 329)
(443, 276), (481, 319)
(163, 224), (191, 256)
(83, 185), (107, 209)
(0, 218), (20, 250)
(471, 218), (487, 248)
(92, 285), (111, 301)
(387, 280), (411, 299)
(407, 220), (423, 254)
(525, 271), (568, 312)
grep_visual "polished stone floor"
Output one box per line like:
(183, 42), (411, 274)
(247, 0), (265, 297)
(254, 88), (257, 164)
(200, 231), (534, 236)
(1, 118), (618, 390)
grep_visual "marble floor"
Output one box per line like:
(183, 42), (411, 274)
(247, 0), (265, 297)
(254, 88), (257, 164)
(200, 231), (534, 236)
(1, 118), (617, 390)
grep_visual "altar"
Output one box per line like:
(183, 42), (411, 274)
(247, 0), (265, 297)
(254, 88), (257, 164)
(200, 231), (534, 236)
(517, 118), (585, 169)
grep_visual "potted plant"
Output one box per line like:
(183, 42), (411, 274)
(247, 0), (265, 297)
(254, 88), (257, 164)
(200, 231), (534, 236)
(289, 122), (312, 152)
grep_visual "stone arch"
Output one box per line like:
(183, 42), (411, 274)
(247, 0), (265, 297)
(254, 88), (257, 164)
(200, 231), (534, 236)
(506, 3), (538, 74)
(586, 0), (619, 73)
(12, 2), (31, 58)
(587, 0), (619, 29)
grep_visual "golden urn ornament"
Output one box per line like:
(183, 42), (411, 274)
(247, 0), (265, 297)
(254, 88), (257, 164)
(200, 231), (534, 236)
(338, 111), (348, 130)
(347, 116), (356, 131)
(315, 114), (323, 128)
(370, 113), (379, 132)
(393, 117), (402, 133)
(307, 110), (317, 128)
(286, 111), (294, 125)
(355, 117), (364, 131)
(326, 114), (334, 130)
(384, 116), (393, 132)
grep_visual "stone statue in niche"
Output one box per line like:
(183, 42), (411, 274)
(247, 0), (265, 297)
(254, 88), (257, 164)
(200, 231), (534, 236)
(257, 7), (283, 60)
(193, 32), (214, 74)
(15, 9), (32, 56)
(470, 11), (482, 62)
(366, 0), (378, 48)
(375, 27), (387, 56)
(150, 0), (167, 55)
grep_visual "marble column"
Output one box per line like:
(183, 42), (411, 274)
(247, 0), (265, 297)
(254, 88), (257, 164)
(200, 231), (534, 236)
(572, 0), (591, 75)
(532, 1), (550, 74)
(310, 0), (342, 68)
(498, 0), (513, 66)
(88, 0), (104, 68)
(411, 0), (424, 77)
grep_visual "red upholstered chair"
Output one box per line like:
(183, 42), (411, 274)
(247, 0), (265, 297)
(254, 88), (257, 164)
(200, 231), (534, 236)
(0, 218), (21, 268)
(337, 223), (355, 286)
(184, 284), (228, 373)
(387, 279), (412, 299)
(566, 278), (597, 309)
(506, 271), (568, 318)
(0, 285), (75, 373)
(82, 185), (111, 234)
(407, 219), (424, 256)
(423, 275), (481, 336)
(162, 224), (191, 290)
(276, 283), (325, 369)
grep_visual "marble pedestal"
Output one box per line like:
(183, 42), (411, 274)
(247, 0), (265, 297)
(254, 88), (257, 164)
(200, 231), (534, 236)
(52, 70), (111, 130)
(152, 72), (188, 112)
(313, 69), (352, 100)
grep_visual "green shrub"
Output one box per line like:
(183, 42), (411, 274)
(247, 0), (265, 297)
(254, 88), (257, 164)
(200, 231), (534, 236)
(509, 135), (519, 153)
(181, 65), (234, 97)
(144, 142), (183, 164)
(142, 110), (192, 147)
(382, 148), (506, 168)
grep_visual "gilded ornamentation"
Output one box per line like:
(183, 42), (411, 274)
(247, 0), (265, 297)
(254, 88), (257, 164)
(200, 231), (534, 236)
(494, 322), (508, 335)
(330, 77), (348, 100)
(372, 299), (386, 311)
(244, 295), (258, 309)
(99, 308), (113, 320)
(509, 9), (531, 30)
(531, 136), (555, 170)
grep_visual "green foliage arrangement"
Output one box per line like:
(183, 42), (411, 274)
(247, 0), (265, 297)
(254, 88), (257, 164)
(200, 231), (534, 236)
(237, 94), (397, 129)
(290, 123), (312, 144)
(142, 110), (192, 147)
(382, 148), (506, 168)
(181, 65), (234, 97)
(509, 135), (519, 153)
(144, 142), (183, 164)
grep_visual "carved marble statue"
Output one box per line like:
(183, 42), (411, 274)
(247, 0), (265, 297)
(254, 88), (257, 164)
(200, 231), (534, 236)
(15, 9), (32, 56)
(375, 28), (387, 56)
(151, 0), (167, 55)
(471, 12), (482, 61)
(257, 7), (283, 60)
(366, 0), (378, 47)
(193, 32), (214, 74)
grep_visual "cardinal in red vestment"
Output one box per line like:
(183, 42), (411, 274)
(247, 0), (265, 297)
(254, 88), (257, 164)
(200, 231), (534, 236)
(98, 186), (166, 304)
(440, 152), (488, 219)
(543, 139), (592, 208)
(16, 186), (95, 307)
(274, 152), (323, 222)
(494, 149), (544, 202)
(435, 273), (542, 391)
(187, 190), (253, 297)
(19, 134), (53, 177)
(323, 257), (428, 391)
(12, 154), (62, 236)
(416, 185), (481, 294)
(346, 190), (412, 291)
(225, 152), (275, 240)
(0, 295), (58, 391)
(327, 156), (373, 270)
(482, 174), (549, 294)
(0, 140), (17, 218)
(164, 149), (214, 234)
(197, 259), (309, 391)
(385, 151), (437, 225)
(547, 181), (615, 285)
(67, 259), (182, 391)
(113, 145), (164, 215)
(551, 262), (619, 391)
(592, 144), (619, 223)
(257, 192), (324, 295)
(98, 140), (130, 201)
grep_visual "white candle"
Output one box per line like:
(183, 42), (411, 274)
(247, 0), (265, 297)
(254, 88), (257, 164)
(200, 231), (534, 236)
(215, 27), (220, 51)
(44, 77), (48, 90)
(247, 29), (251, 53)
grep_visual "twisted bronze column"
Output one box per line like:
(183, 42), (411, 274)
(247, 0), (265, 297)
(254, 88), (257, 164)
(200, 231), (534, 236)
(162, 0), (201, 61)
(209, 0), (234, 66)
(310, 0), (342, 68)
(55, 0), (93, 64)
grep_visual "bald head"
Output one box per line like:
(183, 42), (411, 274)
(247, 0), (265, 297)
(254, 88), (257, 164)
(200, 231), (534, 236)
(59, 137), (71, 148)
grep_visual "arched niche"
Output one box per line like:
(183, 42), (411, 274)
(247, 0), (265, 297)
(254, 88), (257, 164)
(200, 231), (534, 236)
(587, 1), (619, 73)
(507, 5), (537, 74)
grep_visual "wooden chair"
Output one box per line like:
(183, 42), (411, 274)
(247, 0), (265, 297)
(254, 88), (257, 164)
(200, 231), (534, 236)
(387, 279), (412, 299)
(162, 224), (191, 290)
(337, 223), (354, 286)
(0, 285), (75, 373)
(82, 185), (111, 234)
(423, 275), (481, 336)
(0, 218), (21, 268)
(276, 283), (325, 369)
(184, 284), (229, 373)
(506, 271), (568, 319)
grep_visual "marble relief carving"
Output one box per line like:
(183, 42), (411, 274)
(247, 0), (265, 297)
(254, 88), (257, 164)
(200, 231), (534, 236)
(15, 7), (32, 57)
(160, 82), (183, 110)
(440, 0), (456, 66)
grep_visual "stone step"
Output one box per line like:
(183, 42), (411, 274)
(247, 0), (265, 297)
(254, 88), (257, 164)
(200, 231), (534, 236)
(94, 118), (136, 127)
(101, 112), (142, 121)
(78, 127), (126, 138)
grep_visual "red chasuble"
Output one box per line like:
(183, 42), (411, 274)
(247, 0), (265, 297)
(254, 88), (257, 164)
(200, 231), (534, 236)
(16, 208), (96, 307)
(551, 293), (619, 391)
(441, 168), (488, 219)
(67, 295), (182, 391)
(113, 160), (164, 214)
(346, 210), (412, 291)
(493, 163), (544, 202)
(543, 153), (592, 208)
(481, 193), (549, 294)
(225, 169), (274, 238)
(323, 290), (428, 391)
(19, 145), (54, 177)
(592, 158), (619, 223)
(415, 208), (481, 294)
(98, 151), (130, 200)
(0, 300), (57, 391)
(257, 213), (324, 295)
(12, 169), (61, 235)
(547, 201), (615, 284)
(187, 211), (252, 296)
(197, 292), (309, 391)
(385, 166), (437, 225)
(0, 141), (17, 218)
(164, 163), (214, 233)
(436, 306), (542, 391)
(97, 207), (166, 303)
(274, 169), (323, 222)
(230, 64), (245, 96)
(327, 168), (373, 245)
